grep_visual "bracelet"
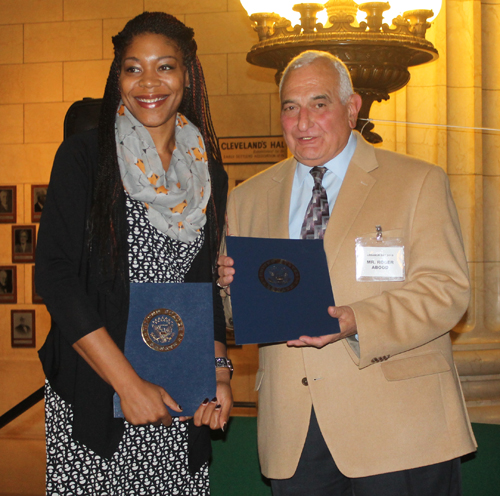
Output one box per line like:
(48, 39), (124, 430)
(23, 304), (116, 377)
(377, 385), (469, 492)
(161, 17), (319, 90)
(215, 357), (233, 379)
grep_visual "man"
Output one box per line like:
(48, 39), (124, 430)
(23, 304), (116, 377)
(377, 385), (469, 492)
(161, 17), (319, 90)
(14, 230), (32, 253)
(218, 51), (476, 495)
(0, 189), (11, 213)
(34, 188), (46, 212)
(14, 316), (31, 336)
(0, 269), (10, 294)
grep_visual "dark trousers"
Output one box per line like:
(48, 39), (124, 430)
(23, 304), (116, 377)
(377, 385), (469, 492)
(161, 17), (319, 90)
(271, 409), (462, 496)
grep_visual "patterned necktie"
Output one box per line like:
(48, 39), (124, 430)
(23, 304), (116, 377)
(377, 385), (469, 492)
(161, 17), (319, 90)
(300, 166), (329, 240)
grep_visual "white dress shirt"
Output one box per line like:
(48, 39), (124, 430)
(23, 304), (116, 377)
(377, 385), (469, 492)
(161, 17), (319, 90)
(288, 132), (357, 239)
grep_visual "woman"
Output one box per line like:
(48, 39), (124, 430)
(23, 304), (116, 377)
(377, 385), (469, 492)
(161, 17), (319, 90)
(36, 12), (232, 495)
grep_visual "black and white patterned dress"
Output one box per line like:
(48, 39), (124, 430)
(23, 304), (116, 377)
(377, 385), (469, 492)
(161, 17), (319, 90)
(45, 193), (209, 495)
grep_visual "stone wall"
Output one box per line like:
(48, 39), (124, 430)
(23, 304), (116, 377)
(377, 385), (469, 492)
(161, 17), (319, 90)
(1, 0), (499, 494)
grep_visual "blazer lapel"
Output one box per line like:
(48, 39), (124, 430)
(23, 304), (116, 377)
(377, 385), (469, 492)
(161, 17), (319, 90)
(267, 157), (296, 239)
(324, 134), (378, 270)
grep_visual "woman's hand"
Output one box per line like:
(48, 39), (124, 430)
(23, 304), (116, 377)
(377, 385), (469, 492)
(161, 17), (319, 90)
(193, 341), (233, 432)
(72, 327), (182, 427)
(118, 376), (183, 427)
(193, 368), (233, 431)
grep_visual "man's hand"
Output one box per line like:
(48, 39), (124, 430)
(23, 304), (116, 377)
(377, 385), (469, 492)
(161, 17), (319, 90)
(217, 255), (235, 290)
(287, 305), (358, 349)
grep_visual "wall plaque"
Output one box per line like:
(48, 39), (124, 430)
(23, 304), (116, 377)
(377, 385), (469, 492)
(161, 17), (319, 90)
(219, 136), (287, 165)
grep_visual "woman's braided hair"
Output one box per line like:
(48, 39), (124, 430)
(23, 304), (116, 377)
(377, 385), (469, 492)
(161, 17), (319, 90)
(89, 11), (223, 278)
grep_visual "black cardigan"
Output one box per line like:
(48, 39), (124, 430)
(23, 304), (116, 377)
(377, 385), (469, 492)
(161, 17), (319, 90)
(36, 129), (228, 471)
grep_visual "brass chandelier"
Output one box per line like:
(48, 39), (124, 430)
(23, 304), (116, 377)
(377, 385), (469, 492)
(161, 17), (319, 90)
(241, 0), (442, 143)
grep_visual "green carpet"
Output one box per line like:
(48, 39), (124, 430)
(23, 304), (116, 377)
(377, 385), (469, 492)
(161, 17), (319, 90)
(210, 417), (271, 496)
(461, 423), (500, 496)
(209, 419), (500, 496)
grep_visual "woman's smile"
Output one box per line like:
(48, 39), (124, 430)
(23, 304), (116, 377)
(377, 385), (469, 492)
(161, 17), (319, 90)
(134, 94), (169, 108)
(119, 33), (188, 138)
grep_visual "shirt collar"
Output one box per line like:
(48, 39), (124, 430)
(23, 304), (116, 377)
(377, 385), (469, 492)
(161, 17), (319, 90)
(295, 132), (358, 184)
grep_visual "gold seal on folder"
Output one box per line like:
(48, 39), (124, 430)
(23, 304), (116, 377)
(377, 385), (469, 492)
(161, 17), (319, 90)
(258, 258), (300, 293)
(142, 308), (184, 352)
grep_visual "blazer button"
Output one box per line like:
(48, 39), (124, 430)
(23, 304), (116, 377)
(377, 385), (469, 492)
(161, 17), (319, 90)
(301, 377), (308, 386)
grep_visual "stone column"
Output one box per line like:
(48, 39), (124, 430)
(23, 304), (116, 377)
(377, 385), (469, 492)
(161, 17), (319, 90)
(371, 0), (500, 423)
(453, 0), (500, 423)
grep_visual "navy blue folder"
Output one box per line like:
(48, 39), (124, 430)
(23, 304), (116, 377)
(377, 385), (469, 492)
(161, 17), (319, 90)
(226, 237), (339, 345)
(113, 282), (216, 418)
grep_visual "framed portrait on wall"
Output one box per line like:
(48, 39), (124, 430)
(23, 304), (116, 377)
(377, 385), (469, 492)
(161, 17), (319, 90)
(11, 309), (36, 348)
(32, 265), (43, 304)
(0, 266), (17, 304)
(12, 225), (36, 263)
(0, 185), (16, 223)
(31, 184), (48, 223)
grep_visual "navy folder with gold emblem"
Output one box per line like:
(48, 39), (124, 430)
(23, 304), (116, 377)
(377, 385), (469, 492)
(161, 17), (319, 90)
(113, 282), (216, 418)
(226, 236), (339, 345)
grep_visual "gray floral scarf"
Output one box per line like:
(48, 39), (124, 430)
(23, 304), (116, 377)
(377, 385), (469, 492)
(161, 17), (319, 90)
(115, 102), (211, 243)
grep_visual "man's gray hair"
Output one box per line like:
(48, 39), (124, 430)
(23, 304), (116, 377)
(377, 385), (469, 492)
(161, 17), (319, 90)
(279, 51), (354, 104)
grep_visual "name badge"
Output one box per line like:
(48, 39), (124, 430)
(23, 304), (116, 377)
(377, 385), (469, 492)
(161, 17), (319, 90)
(355, 226), (405, 282)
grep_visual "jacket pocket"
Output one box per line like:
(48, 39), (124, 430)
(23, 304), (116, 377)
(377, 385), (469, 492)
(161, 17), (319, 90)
(255, 368), (264, 391)
(381, 351), (450, 381)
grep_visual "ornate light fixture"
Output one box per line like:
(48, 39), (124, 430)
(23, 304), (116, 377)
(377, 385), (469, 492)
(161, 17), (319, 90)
(241, 0), (442, 143)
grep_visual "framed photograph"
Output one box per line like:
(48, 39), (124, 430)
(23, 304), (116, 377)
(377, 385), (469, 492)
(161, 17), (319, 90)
(31, 184), (48, 223)
(0, 185), (16, 223)
(32, 265), (43, 304)
(12, 225), (36, 263)
(0, 266), (17, 304)
(11, 309), (36, 348)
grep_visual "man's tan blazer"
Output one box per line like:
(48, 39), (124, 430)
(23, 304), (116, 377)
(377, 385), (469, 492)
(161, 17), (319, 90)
(226, 133), (477, 479)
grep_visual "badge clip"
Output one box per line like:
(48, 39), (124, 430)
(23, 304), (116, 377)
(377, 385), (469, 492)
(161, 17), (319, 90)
(355, 226), (405, 282)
